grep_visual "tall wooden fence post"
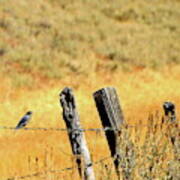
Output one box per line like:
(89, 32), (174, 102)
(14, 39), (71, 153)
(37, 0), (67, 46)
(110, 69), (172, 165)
(93, 87), (124, 179)
(60, 87), (95, 180)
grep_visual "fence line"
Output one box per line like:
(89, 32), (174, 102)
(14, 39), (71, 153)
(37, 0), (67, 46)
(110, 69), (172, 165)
(1, 87), (178, 180)
(6, 155), (112, 180)
(0, 123), (178, 132)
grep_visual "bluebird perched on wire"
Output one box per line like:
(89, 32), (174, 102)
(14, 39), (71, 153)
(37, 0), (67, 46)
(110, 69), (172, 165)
(15, 111), (33, 129)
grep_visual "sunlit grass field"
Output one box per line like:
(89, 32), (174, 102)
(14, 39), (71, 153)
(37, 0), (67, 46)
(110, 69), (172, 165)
(0, 66), (180, 179)
(0, 0), (180, 179)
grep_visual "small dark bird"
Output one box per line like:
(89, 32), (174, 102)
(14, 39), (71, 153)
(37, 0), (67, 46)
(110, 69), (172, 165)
(15, 111), (33, 129)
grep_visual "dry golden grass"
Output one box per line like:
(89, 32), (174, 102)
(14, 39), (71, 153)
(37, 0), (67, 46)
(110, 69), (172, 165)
(0, 65), (179, 179)
(0, 0), (180, 178)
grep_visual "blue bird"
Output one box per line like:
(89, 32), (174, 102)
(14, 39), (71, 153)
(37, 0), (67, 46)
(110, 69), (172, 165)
(15, 111), (33, 129)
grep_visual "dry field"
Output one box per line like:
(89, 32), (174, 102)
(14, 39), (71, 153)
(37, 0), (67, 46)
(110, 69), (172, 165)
(0, 66), (180, 179)
(0, 0), (180, 179)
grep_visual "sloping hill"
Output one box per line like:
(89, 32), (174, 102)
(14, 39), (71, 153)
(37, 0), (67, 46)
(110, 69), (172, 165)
(0, 0), (180, 84)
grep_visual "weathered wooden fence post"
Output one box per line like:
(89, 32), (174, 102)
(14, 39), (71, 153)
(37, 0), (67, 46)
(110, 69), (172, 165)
(93, 87), (124, 179)
(60, 87), (95, 180)
(163, 102), (176, 122)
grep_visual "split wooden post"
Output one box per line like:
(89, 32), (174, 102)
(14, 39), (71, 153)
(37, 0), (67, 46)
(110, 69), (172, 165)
(163, 102), (176, 122)
(60, 87), (95, 180)
(93, 87), (124, 178)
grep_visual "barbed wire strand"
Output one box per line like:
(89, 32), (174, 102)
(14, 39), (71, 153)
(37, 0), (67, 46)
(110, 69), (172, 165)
(6, 156), (112, 180)
(0, 122), (179, 133)
(6, 166), (75, 180)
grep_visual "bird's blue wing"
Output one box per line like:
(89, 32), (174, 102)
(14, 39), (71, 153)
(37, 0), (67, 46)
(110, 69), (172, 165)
(15, 115), (31, 129)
